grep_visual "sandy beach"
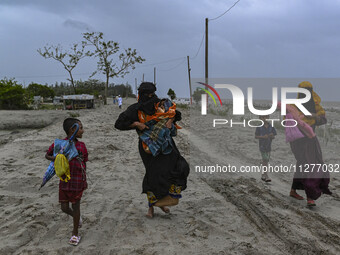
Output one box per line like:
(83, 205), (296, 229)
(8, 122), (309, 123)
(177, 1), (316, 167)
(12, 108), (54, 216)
(1, 99), (340, 255)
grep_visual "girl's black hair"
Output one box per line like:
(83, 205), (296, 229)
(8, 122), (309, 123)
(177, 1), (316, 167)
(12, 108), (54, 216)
(63, 118), (80, 135)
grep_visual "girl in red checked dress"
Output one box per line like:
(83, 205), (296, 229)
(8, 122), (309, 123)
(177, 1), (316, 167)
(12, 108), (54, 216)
(45, 118), (88, 246)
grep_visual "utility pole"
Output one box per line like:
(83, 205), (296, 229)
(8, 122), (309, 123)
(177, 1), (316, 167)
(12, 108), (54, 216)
(154, 67), (156, 85)
(187, 56), (192, 105)
(142, 73), (144, 82)
(205, 18), (209, 106)
(135, 78), (137, 100)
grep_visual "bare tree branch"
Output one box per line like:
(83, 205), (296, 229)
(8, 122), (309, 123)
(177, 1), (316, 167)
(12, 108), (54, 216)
(83, 31), (145, 104)
(37, 43), (91, 94)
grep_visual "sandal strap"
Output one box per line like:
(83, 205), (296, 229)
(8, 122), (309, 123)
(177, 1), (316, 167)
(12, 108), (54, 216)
(69, 235), (81, 245)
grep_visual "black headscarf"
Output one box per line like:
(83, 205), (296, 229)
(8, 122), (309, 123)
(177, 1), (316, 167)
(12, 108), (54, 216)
(137, 82), (160, 115)
(298, 87), (316, 114)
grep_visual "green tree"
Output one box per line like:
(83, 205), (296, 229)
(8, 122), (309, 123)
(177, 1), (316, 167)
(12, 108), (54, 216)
(27, 83), (55, 98)
(82, 31), (145, 104)
(0, 78), (27, 109)
(37, 43), (91, 94)
(193, 88), (205, 104)
(75, 79), (105, 95)
(167, 88), (176, 100)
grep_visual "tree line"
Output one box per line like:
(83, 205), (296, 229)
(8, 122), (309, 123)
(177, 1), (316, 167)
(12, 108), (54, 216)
(0, 78), (134, 110)
(52, 80), (134, 98)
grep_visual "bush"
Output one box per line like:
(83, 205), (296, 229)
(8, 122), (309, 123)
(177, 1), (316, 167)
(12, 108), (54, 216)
(0, 78), (27, 109)
(27, 83), (55, 99)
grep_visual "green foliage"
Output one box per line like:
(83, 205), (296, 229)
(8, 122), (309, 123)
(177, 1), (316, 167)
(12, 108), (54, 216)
(109, 83), (133, 97)
(50, 80), (133, 98)
(27, 83), (55, 98)
(74, 79), (105, 95)
(192, 88), (205, 104)
(167, 88), (176, 100)
(68, 112), (80, 118)
(0, 78), (27, 109)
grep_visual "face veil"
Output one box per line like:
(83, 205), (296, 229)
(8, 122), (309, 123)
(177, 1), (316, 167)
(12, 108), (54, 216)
(137, 82), (160, 115)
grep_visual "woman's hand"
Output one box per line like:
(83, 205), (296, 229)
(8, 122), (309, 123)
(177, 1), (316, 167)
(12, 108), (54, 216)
(131, 121), (149, 131)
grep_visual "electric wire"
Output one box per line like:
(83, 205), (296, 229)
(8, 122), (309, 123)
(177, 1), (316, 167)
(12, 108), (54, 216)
(209, 0), (241, 21)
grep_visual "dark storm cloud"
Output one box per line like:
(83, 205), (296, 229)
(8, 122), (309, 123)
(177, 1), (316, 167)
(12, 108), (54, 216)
(1, 0), (340, 99)
(63, 19), (92, 31)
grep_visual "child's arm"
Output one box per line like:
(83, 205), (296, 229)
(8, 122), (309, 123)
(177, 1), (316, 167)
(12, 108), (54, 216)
(165, 118), (175, 129)
(255, 127), (268, 139)
(45, 143), (55, 161)
(270, 127), (277, 139)
(45, 154), (55, 161)
(255, 134), (269, 139)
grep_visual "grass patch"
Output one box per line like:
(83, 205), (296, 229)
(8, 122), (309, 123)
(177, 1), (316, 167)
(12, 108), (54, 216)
(177, 103), (190, 109)
(68, 112), (80, 118)
(39, 104), (63, 110)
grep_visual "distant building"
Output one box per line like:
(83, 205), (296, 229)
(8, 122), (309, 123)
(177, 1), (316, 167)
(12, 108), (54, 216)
(62, 94), (95, 110)
(53, 96), (61, 105)
(173, 98), (190, 105)
(33, 96), (42, 104)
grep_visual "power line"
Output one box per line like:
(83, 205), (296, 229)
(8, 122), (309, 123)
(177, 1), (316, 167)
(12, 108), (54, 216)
(158, 57), (186, 71)
(209, 0), (241, 21)
(190, 32), (205, 60)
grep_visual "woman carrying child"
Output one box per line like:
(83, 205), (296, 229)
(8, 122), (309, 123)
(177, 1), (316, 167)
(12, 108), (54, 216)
(289, 81), (331, 206)
(115, 82), (189, 218)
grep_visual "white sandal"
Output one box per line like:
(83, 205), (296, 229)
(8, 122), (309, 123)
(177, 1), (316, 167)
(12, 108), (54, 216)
(69, 235), (81, 246)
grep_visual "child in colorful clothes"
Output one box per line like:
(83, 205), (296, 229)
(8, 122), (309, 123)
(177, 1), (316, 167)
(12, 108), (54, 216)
(255, 115), (277, 182)
(45, 118), (88, 246)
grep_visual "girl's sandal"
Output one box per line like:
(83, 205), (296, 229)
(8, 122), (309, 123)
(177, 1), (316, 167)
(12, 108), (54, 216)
(290, 192), (304, 200)
(307, 200), (316, 207)
(69, 235), (81, 246)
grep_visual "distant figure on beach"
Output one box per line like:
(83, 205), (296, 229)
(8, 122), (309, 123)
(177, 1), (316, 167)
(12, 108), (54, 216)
(255, 115), (277, 182)
(113, 95), (117, 105)
(115, 82), (189, 218)
(118, 95), (122, 109)
(288, 81), (331, 207)
(45, 118), (88, 246)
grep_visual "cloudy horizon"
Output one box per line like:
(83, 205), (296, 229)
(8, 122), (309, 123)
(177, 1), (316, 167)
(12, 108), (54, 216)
(1, 0), (340, 100)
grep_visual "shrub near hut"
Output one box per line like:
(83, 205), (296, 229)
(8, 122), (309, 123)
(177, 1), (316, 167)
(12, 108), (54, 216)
(0, 78), (27, 110)
(27, 83), (55, 100)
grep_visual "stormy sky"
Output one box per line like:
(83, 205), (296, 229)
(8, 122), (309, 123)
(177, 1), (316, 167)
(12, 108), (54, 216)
(1, 0), (340, 100)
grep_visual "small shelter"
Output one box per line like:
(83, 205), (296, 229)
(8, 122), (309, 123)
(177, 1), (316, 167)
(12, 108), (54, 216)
(62, 94), (95, 110)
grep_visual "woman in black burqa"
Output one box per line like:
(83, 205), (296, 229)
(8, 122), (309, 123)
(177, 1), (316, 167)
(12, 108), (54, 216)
(115, 82), (189, 218)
